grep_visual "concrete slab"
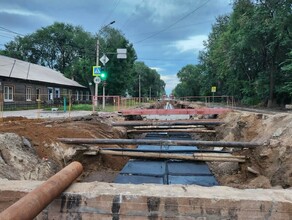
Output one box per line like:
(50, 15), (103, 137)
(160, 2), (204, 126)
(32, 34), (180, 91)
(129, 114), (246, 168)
(0, 180), (291, 219)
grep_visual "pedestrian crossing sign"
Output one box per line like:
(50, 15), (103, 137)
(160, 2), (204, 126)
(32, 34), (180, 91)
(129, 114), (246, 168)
(92, 66), (101, 76)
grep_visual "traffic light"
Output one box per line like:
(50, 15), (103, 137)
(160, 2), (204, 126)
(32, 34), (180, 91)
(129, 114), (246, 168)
(100, 67), (108, 81)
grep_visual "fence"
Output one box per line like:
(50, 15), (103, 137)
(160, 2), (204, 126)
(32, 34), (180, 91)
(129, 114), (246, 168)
(0, 93), (160, 113)
(0, 93), (235, 118)
(177, 96), (235, 108)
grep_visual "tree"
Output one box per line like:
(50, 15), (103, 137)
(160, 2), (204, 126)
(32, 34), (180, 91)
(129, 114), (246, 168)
(0, 23), (152, 96)
(173, 64), (204, 97)
(174, 0), (292, 106)
(131, 61), (165, 98)
(97, 27), (137, 96)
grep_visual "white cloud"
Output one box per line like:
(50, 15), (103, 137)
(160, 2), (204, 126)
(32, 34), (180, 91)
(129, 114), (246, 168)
(160, 74), (179, 95)
(150, 66), (165, 72)
(172, 35), (207, 53)
(0, 8), (52, 22)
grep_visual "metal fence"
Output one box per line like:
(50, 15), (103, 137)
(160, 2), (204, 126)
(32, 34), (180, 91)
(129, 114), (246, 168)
(0, 93), (235, 116)
(0, 93), (160, 113)
(176, 96), (235, 108)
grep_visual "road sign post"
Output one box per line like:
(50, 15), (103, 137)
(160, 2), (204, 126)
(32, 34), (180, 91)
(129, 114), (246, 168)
(93, 77), (101, 109)
(117, 48), (127, 59)
(211, 86), (216, 103)
(100, 54), (109, 66)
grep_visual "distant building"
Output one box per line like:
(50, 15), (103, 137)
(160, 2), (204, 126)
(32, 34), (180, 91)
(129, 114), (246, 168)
(0, 55), (90, 110)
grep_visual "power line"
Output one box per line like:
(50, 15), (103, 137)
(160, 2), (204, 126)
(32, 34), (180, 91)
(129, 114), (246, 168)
(138, 58), (195, 62)
(0, 26), (24, 36)
(0, 34), (15, 39)
(126, 20), (213, 39)
(101, 0), (121, 27)
(134, 0), (210, 44)
(120, 0), (144, 30)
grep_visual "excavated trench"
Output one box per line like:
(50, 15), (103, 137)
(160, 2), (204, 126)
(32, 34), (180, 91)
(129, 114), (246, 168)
(0, 101), (291, 189)
(0, 102), (291, 218)
(76, 102), (292, 189)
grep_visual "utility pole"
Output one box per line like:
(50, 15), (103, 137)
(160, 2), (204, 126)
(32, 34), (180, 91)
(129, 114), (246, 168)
(149, 86), (151, 100)
(103, 81), (106, 109)
(139, 73), (141, 104)
(94, 39), (100, 111)
(93, 21), (115, 112)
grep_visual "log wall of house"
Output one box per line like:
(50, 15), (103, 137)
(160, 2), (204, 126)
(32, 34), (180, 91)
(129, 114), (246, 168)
(0, 77), (90, 110)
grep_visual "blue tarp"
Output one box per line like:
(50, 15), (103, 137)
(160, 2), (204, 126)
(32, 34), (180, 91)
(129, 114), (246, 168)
(114, 133), (218, 186)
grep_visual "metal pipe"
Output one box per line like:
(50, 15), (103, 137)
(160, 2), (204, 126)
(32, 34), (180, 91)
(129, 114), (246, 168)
(98, 149), (245, 162)
(58, 138), (261, 148)
(112, 119), (223, 127)
(0, 161), (83, 220)
(126, 129), (216, 133)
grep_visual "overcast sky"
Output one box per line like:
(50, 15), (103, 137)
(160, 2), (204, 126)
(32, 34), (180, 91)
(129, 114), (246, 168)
(0, 0), (233, 95)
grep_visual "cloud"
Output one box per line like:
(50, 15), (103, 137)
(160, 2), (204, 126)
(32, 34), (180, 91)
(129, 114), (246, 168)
(172, 35), (207, 53)
(0, 8), (52, 23)
(140, 0), (179, 24)
(150, 66), (165, 72)
(160, 74), (179, 95)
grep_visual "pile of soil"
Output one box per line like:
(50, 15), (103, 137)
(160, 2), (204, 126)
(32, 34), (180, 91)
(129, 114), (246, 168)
(210, 111), (292, 189)
(0, 114), (129, 181)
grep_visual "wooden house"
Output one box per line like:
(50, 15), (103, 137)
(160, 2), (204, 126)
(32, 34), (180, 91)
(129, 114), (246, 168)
(0, 55), (90, 110)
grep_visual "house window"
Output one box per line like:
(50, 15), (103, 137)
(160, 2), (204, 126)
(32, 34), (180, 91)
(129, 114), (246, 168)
(48, 87), (53, 100)
(80, 91), (83, 101)
(55, 88), (60, 98)
(36, 88), (41, 101)
(4, 85), (13, 102)
(26, 87), (32, 101)
(76, 91), (79, 101)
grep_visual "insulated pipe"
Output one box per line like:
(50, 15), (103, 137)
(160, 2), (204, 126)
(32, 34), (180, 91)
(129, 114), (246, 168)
(0, 161), (83, 220)
(58, 138), (262, 148)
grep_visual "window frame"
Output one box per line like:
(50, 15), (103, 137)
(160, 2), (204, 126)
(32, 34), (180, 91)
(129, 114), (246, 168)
(4, 85), (14, 102)
(26, 87), (32, 101)
(36, 88), (41, 101)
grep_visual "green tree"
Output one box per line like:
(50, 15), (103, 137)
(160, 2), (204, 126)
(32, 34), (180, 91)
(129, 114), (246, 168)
(0, 23), (150, 96)
(179, 0), (292, 107)
(97, 27), (137, 96)
(131, 61), (165, 98)
(173, 64), (204, 97)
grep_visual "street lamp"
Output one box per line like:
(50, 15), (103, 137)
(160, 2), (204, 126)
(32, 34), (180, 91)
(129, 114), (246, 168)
(139, 73), (141, 104)
(94, 21), (115, 111)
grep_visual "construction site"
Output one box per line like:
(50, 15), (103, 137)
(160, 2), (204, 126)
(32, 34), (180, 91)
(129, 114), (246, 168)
(0, 100), (291, 219)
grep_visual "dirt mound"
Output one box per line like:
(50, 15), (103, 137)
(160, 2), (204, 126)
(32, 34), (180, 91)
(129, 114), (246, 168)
(0, 133), (58, 180)
(212, 111), (292, 189)
(0, 114), (128, 181)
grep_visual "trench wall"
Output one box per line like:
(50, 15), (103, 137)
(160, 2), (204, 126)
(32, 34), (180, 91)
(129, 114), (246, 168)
(0, 180), (291, 219)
